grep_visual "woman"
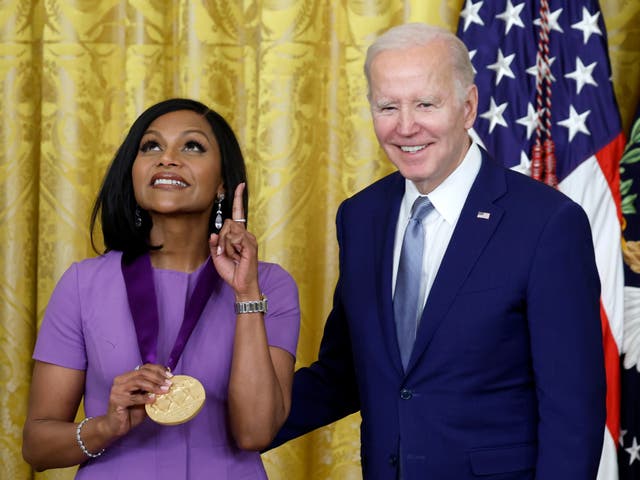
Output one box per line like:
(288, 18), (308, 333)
(22, 98), (300, 478)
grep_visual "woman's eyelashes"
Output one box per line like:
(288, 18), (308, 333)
(138, 139), (207, 153)
(184, 140), (206, 152)
(140, 139), (160, 153)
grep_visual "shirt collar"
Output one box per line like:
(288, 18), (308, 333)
(402, 141), (482, 225)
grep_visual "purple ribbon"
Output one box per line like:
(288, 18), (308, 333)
(122, 253), (218, 371)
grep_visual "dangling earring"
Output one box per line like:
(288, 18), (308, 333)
(135, 205), (142, 228)
(214, 193), (225, 230)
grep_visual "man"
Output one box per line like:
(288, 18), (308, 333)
(273, 23), (606, 479)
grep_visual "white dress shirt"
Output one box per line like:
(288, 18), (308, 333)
(392, 142), (482, 330)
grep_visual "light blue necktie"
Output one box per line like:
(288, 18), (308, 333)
(394, 196), (433, 370)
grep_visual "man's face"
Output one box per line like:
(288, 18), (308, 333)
(369, 42), (477, 194)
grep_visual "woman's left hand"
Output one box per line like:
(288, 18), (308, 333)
(209, 183), (260, 297)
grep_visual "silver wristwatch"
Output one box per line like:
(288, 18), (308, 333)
(234, 294), (268, 314)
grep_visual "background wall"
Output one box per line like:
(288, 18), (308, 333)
(0, 1), (638, 478)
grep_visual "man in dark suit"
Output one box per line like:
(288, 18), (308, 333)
(273, 23), (606, 479)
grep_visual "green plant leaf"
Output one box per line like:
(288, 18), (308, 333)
(630, 118), (640, 144)
(621, 148), (640, 165)
(621, 193), (637, 215)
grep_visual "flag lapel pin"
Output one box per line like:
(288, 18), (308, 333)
(477, 211), (491, 220)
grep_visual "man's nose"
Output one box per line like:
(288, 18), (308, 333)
(397, 108), (419, 136)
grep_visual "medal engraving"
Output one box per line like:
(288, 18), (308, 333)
(146, 375), (206, 425)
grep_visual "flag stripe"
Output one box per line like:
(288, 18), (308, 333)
(595, 133), (626, 222)
(598, 430), (619, 480)
(618, 102), (640, 479)
(601, 301), (622, 438)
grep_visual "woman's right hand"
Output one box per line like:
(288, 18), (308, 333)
(105, 363), (173, 437)
(23, 361), (174, 470)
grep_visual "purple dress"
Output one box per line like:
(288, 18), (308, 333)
(33, 250), (300, 479)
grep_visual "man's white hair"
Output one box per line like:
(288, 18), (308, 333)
(364, 23), (475, 102)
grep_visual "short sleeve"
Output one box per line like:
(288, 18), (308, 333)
(259, 263), (300, 359)
(33, 263), (87, 370)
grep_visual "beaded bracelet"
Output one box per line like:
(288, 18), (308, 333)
(76, 417), (105, 458)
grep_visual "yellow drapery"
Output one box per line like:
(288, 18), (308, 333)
(1, 1), (638, 478)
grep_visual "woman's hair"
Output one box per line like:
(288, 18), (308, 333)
(364, 23), (475, 103)
(90, 98), (248, 261)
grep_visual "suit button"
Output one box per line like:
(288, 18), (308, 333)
(400, 388), (412, 400)
(389, 454), (398, 466)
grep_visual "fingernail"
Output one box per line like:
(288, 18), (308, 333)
(148, 393), (155, 399)
(217, 246), (222, 256)
(165, 370), (173, 378)
(160, 385), (170, 392)
(164, 379), (172, 386)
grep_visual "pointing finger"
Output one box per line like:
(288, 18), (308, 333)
(232, 183), (246, 223)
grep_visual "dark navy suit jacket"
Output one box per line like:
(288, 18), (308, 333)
(274, 151), (606, 479)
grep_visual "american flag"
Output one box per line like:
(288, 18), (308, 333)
(456, 0), (625, 477)
(619, 103), (640, 478)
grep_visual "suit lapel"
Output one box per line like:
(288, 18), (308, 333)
(374, 173), (406, 374)
(406, 155), (507, 373)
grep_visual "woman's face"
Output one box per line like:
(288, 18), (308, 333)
(132, 109), (224, 220)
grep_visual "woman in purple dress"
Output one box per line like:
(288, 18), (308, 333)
(22, 98), (300, 479)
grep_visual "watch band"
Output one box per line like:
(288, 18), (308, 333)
(235, 295), (268, 314)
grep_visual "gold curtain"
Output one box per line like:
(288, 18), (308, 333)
(1, 1), (638, 479)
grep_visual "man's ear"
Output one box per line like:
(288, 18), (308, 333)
(464, 85), (479, 129)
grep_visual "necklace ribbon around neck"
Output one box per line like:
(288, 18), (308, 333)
(122, 253), (217, 371)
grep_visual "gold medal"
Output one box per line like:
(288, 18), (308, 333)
(146, 374), (206, 425)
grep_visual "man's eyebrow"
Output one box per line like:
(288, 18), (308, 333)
(373, 99), (394, 108)
(416, 94), (439, 103)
